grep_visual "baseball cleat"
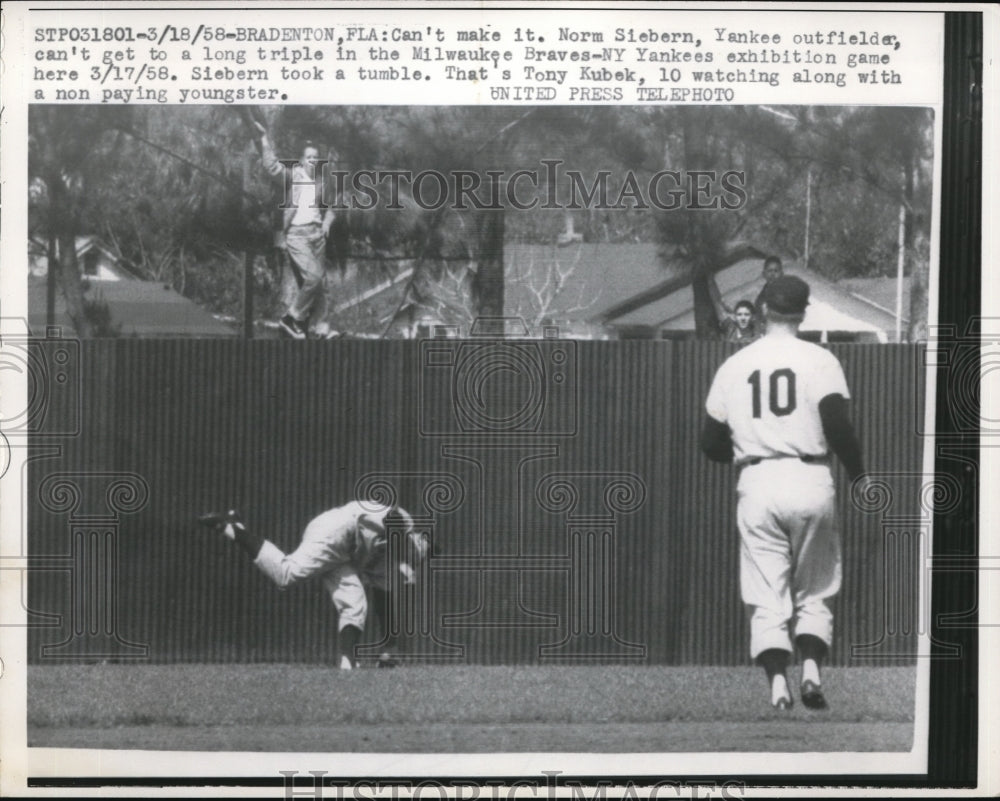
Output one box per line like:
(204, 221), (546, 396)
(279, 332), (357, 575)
(311, 322), (342, 340)
(279, 315), (307, 340)
(768, 671), (792, 710)
(197, 509), (243, 540)
(800, 680), (829, 710)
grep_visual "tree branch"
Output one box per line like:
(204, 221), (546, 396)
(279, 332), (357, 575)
(114, 125), (266, 207)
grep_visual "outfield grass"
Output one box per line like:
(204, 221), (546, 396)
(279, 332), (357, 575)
(28, 664), (915, 752)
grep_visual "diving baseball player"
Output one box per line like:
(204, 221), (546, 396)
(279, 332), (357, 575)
(198, 502), (429, 669)
(700, 275), (866, 710)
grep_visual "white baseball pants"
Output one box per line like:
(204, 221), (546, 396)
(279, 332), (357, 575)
(255, 540), (388, 632)
(736, 460), (841, 658)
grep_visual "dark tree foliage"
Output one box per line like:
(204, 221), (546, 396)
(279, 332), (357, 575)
(28, 105), (932, 338)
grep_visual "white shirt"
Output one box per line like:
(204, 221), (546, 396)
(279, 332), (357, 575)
(288, 163), (325, 227)
(705, 332), (850, 464)
(254, 501), (395, 589)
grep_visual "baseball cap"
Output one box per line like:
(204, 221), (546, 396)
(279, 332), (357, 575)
(763, 275), (810, 314)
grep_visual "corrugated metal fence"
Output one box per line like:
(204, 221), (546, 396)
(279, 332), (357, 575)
(25, 340), (925, 665)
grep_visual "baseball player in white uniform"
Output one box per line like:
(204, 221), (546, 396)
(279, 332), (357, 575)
(198, 502), (429, 669)
(701, 275), (866, 710)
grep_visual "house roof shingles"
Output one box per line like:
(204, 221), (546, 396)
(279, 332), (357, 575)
(302, 243), (914, 340)
(609, 259), (909, 339)
(503, 242), (668, 322)
(28, 277), (235, 338)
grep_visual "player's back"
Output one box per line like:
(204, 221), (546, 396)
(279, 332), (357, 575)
(706, 333), (849, 464)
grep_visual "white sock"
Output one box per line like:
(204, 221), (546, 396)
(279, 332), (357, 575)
(771, 673), (790, 705)
(339, 655), (354, 670)
(801, 658), (821, 685)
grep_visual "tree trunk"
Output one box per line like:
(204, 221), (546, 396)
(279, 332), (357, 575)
(680, 110), (721, 340)
(241, 156), (255, 338)
(46, 234), (58, 327)
(902, 150), (927, 341)
(47, 172), (93, 337)
(691, 265), (719, 340)
(473, 173), (505, 320)
(243, 250), (255, 339)
(908, 254), (928, 342)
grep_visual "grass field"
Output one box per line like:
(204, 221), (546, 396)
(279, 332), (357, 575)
(28, 664), (915, 753)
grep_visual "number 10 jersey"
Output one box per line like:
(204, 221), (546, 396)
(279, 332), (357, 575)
(704, 334), (851, 464)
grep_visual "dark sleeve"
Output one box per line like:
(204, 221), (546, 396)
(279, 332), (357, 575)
(260, 135), (285, 178)
(233, 525), (264, 560)
(700, 416), (734, 463)
(819, 393), (865, 481)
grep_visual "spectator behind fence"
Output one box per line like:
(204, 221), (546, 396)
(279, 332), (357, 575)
(721, 299), (762, 346)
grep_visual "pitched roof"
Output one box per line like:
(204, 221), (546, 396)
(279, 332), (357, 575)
(503, 242), (669, 322)
(322, 244), (672, 335)
(324, 263), (412, 336)
(608, 259), (907, 339)
(838, 277), (912, 321)
(28, 277), (235, 337)
(28, 235), (145, 280)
